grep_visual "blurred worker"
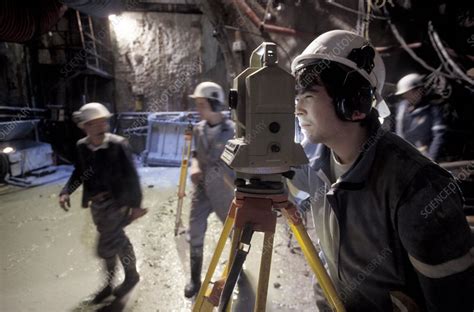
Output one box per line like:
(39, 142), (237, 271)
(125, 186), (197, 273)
(59, 102), (147, 304)
(395, 73), (447, 161)
(290, 30), (473, 311)
(185, 82), (235, 298)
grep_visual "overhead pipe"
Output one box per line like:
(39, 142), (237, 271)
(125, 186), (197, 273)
(375, 42), (422, 53)
(233, 0), (305, 37)
(0, 106), (46, 113)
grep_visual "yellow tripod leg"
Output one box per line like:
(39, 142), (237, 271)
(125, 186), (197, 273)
(175, 128), (192, 236)
(255, 232), (274, 311)
(193, 204), (236, 312)
(282, 209), (346, 312)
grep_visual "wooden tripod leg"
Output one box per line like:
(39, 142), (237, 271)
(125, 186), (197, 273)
(193, 202), (237, 312)
(282, 208), (346, 312)
(255, 232), (275, 311)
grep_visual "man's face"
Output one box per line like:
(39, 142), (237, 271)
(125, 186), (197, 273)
(82, 118), (109, 137)
(195, 98), (213, 121)
(295, 85), (343, 144)
(401, 87), (423, 106)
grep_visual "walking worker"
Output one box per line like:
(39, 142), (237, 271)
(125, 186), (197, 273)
(290, 30), (473, 311)
(58, 102), (147, 304)
(394, 73), (447, 161)
(184, 82), (235, 298)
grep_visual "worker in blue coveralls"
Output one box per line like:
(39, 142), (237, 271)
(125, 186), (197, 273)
(184, 82), (235, 298)
(394, 73), (447, 161)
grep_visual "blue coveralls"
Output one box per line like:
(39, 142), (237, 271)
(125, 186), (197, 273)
(188, 118), (235, 248)
(395, 99), (447, 161)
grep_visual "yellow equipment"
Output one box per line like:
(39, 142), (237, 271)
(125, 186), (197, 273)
(175, 122), (193, 236)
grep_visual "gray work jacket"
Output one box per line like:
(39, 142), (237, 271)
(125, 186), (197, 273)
(291, 121), (473, 311)
(192, 117), (235, 193)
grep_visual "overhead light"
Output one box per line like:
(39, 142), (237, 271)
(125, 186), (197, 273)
(108, 14), (118, 22)
(2, 147), (15, 154)
(109, 14), (140, 42)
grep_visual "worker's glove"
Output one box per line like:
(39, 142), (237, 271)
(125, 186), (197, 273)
(59, 194), (71, 211)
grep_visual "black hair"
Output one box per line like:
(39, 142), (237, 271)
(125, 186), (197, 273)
(295, 60), (372, 99)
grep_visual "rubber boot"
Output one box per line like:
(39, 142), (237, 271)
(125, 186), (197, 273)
(184, 246), (203, 298)
(113, 243), (140, 298)
(92, 257), (116, 304)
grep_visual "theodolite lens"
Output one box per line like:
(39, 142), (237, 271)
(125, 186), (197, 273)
(269, 122), (280, 133)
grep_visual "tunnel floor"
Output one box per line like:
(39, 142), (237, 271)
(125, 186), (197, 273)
(0, 167), (318, 312)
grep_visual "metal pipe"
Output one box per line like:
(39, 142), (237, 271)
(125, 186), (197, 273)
(0, 119), (42, 123)
(439, 160), (474, 171)
(23, 45), (34, 108)
(263, 23), (299, 36)
(375, 42), (421, 53)
(233, 0), (303, 36)
(0, 106), (46, 112)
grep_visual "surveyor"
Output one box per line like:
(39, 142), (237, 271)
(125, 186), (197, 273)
(290, 30), (473, 310)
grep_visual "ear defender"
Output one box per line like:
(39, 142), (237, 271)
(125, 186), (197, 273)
(208, 98), (222, 112)
(334, 77), (375, 121)
(208, 92), (222, 112)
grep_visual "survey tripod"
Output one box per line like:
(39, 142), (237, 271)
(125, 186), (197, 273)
(192, 177), (346, 312)
(174, 122), (193, 236)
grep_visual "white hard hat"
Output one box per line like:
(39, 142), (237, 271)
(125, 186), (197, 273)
(189, 82), (225, 104)
(395, 73), (424, 95)
(73, 102), (112, 127)
(291, 30), (388, 117)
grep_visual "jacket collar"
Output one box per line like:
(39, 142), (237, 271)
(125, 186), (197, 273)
(309, 118), (384, 189)
(196, 115), (231, 150)
(86, 133), (111, 151)
(197, 114), (231, 133)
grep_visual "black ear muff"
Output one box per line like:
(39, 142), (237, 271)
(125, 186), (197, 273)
(208, 98), (222, 112)
(354, 86), (374, 115)
(334, 71), (374, 121)
(334, 44), (376, 121)
(334, 96), (352, 121)
(208, 92), (222, 112)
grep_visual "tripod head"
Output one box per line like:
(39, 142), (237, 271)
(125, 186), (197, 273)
(221, 42), (308, 191)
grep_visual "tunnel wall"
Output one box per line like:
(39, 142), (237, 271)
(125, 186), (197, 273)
(110, 11), (227, 113)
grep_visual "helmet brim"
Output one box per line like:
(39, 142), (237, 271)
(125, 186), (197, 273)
(76, 114), (112, 128)
(394, 84), (423, 96)
(292, 54), (376, 88)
